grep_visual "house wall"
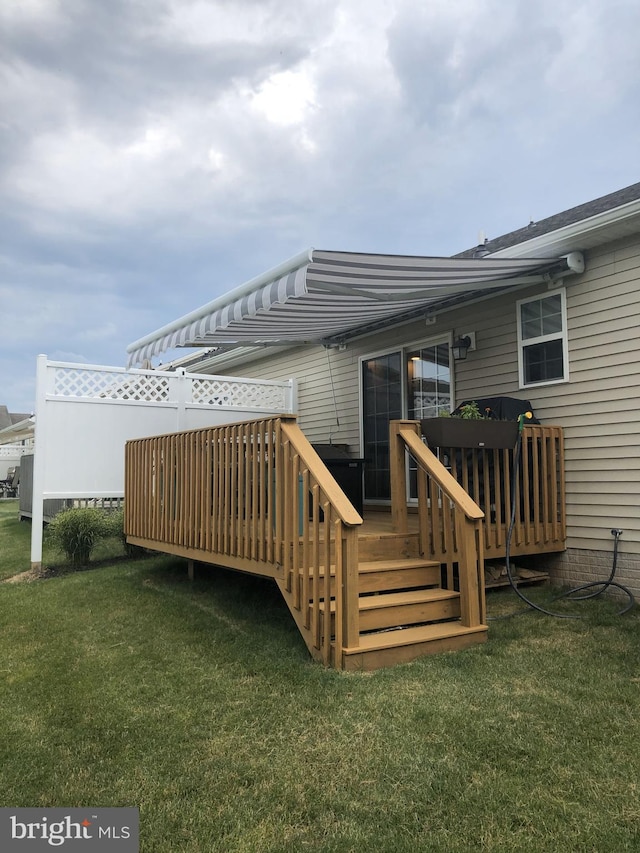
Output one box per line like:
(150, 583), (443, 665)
(217, 233), (640, 595)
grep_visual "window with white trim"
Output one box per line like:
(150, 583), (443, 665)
(517, 289), (568, 387)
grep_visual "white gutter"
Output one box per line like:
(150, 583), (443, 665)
(127, 248), (314, 357)
(489, 197), (640, 259)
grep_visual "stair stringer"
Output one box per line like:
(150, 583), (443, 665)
(275, 577), (330, 666)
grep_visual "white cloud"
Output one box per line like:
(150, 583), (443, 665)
(0, 0), (63, 25)
(125, 126), (183, 159)
(1, 0), (638, 412)
(251, 69), (317, 126)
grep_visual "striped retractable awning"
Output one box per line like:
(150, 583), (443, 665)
(127, 248), (568, 367)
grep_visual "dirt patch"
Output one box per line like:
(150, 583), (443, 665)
(3, 566), (61, 583)
(2, 556), (138, 584)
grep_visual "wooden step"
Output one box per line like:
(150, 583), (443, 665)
(297, 557), (441, 597)
(339, 623), (488, 671)
(357, 532), (420, 561)
(359, 588), (460, 631)
(320, 588), (461, 633)
(357, 558), (442, 593)
(292, 530), (421, 563)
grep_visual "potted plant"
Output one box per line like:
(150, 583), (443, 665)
(421, 402), (519, 449)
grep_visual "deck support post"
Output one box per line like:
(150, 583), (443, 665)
(187, 559), (194, 581)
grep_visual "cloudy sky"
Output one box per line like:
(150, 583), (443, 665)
(2, 0), (639, 413)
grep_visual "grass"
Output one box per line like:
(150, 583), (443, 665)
(0, 500), (126, 580)
(1, 501), (639, 851)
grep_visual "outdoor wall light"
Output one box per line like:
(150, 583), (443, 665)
(452, 335), (472, 361)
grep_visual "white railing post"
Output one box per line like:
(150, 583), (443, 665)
(172, 368), (189, 432)
(30, 354), (48, 569)
(288, 378), (298, 413)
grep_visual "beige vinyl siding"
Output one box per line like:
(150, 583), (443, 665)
(453, 234), (640, 555)
(540, 236), (640, 555)
(232, 345), (364, 453)
(218, 233), (640, 557)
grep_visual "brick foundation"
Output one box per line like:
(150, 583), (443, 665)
(520, 546), (640, 600)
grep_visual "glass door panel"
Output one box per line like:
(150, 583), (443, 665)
(362, 352), (402, 500)
(406, 343), (451, 498)
(407, 343), (451, 418)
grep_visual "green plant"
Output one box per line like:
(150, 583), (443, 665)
(46, 507), (111, 568)
(106, 508), (147, 559)
(455, 401), (485, 420)
(438, 402), (490, 420)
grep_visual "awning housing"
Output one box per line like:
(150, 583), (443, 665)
(127, 249), (576, 367)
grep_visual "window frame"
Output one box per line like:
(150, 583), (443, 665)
(517, 287), (569, 388)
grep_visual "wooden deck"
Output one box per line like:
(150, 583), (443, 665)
(124, 417), (564, 670)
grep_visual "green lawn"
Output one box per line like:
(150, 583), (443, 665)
(1, 502), (639, 851)
(0, 500), (127, 580)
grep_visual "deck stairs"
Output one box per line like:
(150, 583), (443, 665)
(277, 527), (488, 672)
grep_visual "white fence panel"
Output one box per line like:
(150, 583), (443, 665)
(30, 355), (297, 566)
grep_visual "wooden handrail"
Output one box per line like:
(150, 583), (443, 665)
(279, 420), (363, 527)
(400, 429), (484, 520)
(277, 417), (362, 662)
(390, 420), (486, 628)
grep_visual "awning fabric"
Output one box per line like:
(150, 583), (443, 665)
(127, 249), (568, 367)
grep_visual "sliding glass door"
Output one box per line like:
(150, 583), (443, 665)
(362, 341), (451, 501)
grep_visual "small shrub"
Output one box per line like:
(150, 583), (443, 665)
(46, 508), (110, 568)
(105, 509), (147, 559)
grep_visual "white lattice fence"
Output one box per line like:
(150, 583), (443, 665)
(48, 363), (293, 410)
(29, 356), (297, 567)
(52, 366), (171, 402)
(191, 376), (290, 409)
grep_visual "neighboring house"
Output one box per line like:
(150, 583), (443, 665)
(125, 182), (640, 668)
(0, 406), (34, 487)
(0, 406), (34, 446)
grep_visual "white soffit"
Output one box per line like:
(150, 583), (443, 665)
(127, 249), (568, 367)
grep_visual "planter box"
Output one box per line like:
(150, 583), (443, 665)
(421, 418), (519, 450)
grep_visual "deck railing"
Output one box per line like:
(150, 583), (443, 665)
(425, 424), (565, 561)
(278, 420), (362, 664)
(390, 421), (486, 627)
(389, 420), (565, 598)
(125, 416), (362, 665)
